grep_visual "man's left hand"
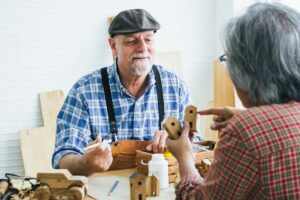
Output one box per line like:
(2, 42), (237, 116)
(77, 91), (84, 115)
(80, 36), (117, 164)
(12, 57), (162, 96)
(146, 130), (168, 153)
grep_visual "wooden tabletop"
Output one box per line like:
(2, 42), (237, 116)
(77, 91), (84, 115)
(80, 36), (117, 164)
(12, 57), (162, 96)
(86, 168), (176, 200)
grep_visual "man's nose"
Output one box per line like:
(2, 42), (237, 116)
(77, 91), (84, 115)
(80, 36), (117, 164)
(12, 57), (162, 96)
(136, 40), (147, 52)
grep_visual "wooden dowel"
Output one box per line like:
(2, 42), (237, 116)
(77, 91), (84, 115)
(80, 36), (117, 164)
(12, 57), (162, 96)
(84, 142), (100, 151)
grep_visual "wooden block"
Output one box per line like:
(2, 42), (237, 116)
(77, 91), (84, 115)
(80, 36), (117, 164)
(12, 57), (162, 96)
(162, 116), (182, 140)
(184, 105), (198, 132)
(129, 173), (160, 199)
(130, 173), (147, 200)
(148, 175), (160, 197)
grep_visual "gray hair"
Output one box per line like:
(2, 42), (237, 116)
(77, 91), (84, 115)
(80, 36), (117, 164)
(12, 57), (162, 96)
(224, 3), (300, 104)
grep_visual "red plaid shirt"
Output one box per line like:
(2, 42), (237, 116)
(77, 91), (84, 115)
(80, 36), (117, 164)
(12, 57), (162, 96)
(176, 102), (300, 199)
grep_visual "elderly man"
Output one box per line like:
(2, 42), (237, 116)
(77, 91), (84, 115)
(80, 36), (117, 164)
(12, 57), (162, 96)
(52, 9), (191, 176)
(167, 3), (300, 199)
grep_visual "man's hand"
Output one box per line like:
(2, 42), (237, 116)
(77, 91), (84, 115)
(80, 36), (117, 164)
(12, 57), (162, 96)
(83, 136), (113, 174)
(146, 130), (168, 153)
(198, 107), (243, 131)
(59, 136), (113, 176)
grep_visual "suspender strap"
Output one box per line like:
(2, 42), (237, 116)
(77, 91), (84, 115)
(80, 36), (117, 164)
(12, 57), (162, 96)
(101, 65), (165, 138)
(152, 65), (165, 130)
(101, 67), (118, 142)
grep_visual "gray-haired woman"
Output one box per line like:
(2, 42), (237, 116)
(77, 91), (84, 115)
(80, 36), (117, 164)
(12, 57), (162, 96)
(168, 3), (300, 199)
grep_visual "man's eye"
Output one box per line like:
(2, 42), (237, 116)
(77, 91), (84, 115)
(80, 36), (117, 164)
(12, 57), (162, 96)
(125, 40), (137, 45)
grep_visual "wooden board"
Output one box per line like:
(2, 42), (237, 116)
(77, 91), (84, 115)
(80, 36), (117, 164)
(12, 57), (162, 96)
(19, 127), (55, 177)
(202, 100), (218, 141)
(19, 90), (65, 177)
(39, 90), (65, 127)
(213, 60), (235, 108)
(155, 52), (183, 78)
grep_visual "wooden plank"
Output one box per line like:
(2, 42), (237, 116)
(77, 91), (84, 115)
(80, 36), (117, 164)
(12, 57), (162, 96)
(213, 60), (235, 107)
(202, 100), (218, 141)
(19, 127), (55, 177)
(39, 90), (64, 127)
(155, 51), (183, 78)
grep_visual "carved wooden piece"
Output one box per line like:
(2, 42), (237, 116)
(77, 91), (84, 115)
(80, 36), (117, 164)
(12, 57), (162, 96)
(184, 105), (198, 132)
(129, 173), (159, 200)
(35, 169), (87, 200)
(162, 116), (182, 140)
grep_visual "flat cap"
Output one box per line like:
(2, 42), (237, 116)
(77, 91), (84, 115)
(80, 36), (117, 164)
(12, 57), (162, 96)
(109, 9), (160, 37)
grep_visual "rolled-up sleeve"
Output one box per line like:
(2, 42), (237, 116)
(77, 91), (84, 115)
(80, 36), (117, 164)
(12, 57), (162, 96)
(175, 127), (257, 200)
(52, 86), (92, 168)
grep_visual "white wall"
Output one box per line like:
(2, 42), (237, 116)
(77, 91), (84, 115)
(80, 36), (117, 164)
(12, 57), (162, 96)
(214, 0), (234, 58)
(0, 0), (216, 177)
(281, 0), (300, 10)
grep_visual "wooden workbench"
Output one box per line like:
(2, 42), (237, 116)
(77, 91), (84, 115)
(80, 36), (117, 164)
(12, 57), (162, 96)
(86, 168), (176, 200)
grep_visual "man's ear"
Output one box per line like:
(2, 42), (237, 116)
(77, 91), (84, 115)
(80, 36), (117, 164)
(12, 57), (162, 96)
(108, 37), (116, 51)
(109, 37), (117, 59)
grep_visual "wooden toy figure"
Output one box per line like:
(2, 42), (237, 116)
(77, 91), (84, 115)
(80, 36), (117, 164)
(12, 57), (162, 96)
(34, 169), (87, 200)
(129, 172), (159, 200)
(162, 116), (182, 140)
(184, 105), (198, 132)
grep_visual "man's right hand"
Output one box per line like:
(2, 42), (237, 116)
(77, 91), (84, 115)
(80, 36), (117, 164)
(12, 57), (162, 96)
(83, 136), (113, 174)
(59, 136), (113, 176)
(198, 107), (243, 131)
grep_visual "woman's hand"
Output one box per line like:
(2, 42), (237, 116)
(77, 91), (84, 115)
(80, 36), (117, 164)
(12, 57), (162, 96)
(166, 122), (194, 163)
(198, 107), (243, 131)
(167, 122), (200, 179)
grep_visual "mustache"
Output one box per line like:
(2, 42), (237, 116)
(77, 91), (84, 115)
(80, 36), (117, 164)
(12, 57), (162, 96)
(131, 53), (150, 59)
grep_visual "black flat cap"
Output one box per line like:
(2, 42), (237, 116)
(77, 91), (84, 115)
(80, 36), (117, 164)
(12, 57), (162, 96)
(109, 9), (160, 37)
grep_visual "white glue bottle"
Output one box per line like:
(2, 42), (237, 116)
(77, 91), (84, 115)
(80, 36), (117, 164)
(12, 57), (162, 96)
(148, 154), (169, 189)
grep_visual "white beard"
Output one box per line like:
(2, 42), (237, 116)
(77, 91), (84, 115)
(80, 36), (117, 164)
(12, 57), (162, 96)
(129, 53), (153, 76)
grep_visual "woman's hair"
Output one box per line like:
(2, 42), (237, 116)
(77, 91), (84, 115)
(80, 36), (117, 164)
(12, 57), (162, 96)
(224, 3), (300, 104)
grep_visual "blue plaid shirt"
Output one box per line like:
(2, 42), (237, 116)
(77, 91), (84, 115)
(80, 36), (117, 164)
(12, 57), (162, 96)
(52, 63), (191, 168)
